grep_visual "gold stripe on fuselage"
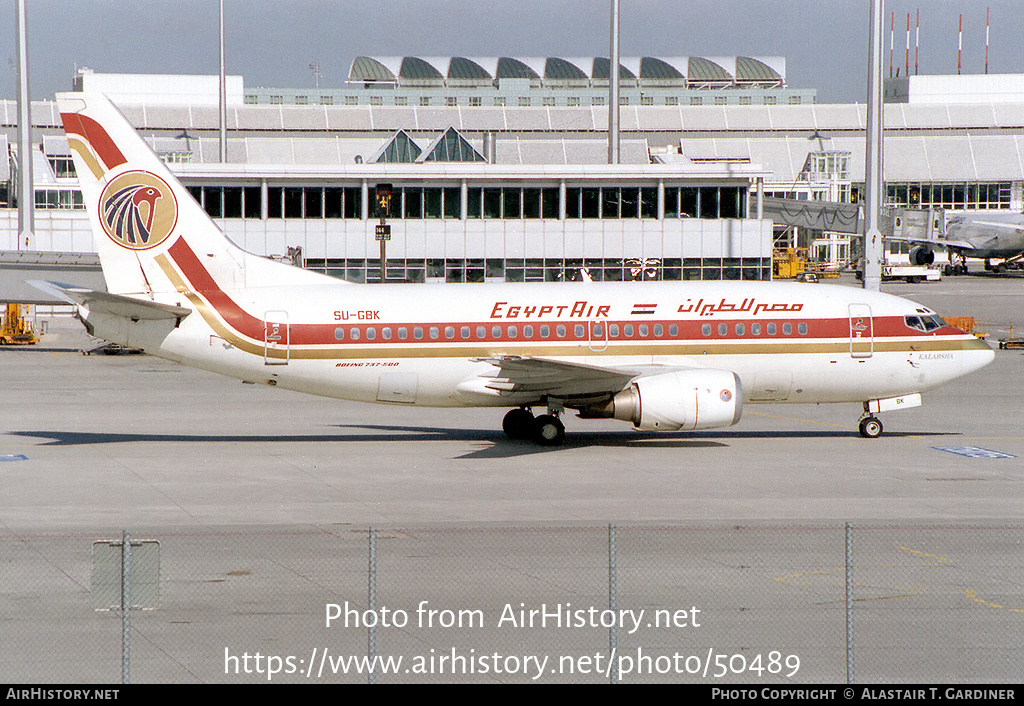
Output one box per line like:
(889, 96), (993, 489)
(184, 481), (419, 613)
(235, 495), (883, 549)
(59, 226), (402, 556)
(155, 255), (985, 361)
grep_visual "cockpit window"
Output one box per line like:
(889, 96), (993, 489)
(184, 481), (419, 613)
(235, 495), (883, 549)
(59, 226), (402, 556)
(904, 315), (945, 332)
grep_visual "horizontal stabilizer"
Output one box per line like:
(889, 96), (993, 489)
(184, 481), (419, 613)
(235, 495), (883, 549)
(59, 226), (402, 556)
(28, 280), (191, 321)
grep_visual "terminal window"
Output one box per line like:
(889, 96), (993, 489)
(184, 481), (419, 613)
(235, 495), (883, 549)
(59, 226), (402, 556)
(305, 257), (769, 284)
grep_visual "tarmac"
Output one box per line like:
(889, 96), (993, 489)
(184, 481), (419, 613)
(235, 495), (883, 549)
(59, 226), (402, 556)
(2, 273), (1023, 683)
(2, 273), (1023, 531)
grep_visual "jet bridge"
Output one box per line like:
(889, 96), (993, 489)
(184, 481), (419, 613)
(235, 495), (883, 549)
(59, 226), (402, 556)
(760, 197), (861, 234)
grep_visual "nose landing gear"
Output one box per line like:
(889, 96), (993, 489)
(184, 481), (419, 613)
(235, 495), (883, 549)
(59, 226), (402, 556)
(858, 415), (883, 439)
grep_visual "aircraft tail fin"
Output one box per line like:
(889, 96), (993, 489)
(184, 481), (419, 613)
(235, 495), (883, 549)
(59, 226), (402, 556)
(56, 92), (329, 298)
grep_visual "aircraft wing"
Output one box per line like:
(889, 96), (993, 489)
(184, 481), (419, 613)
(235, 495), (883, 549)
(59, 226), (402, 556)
(884, 234), (975, 250)
(28, 281), (192, 321)
(468, 354), (667, 399)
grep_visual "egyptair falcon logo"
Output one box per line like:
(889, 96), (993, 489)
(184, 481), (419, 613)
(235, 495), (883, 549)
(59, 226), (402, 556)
(99, 170), (178, 250)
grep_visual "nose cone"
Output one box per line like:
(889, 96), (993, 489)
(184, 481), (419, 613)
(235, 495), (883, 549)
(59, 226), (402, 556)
(961, 336), (996, 377)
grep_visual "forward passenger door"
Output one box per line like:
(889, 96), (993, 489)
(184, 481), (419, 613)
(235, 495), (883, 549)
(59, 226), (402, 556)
(848, 304), (873, 359)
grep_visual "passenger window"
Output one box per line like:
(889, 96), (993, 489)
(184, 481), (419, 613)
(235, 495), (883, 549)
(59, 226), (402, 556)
(624, 324), (634, 337)
(414, 327), (423, 339)
(334, 328), (345, 340)
(492, 326), (502, 338)
(541, 325), (550, 338)
(429, 327), (439, 340)
(477, 326), (486, 339)
(798, 322), (808, 335)
(574, 324), (585, 338)
(702, 324), (711, 336)
(639, 324), (649, 337)
(382, 328), (392, 340)
(366, 328), (376, 340)
(398, 327), (408, 340)
(669, 324), (678, 336)
(508, 326), (517, 338)
(735, 323), (744, 336)
(609, 324), (619, 337)
(556, 325), (566, 338)
(351, 328), (360, 340)
(751, 323), (760, 336)
(593, 324), (603, 337)
(461, 326), (470, 339)
(523, 325), (534, 338)
(767, 323), (777, 335)
(654, 324), (663, 337)
(718, 323), (727, 336)
(782, 323), (792, 335)
(445, 326), (455, 339)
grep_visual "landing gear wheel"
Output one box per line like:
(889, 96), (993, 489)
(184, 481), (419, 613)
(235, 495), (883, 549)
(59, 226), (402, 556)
(533, 414), (566, 446)
(859, 416), (883, 439)
(502, 408), (535, 440)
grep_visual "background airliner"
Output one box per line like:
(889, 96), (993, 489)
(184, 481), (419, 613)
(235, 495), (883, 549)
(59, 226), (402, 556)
(898, 209), (1024, 275)
(38, 94), (994, 445)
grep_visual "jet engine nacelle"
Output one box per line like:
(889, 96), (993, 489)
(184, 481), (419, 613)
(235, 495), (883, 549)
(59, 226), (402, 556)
(587, 369), (743, 431)
(909, 246), (935, 266)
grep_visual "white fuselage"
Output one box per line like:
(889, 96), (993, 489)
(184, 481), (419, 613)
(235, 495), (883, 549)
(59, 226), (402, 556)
(95, 270), (993, 411)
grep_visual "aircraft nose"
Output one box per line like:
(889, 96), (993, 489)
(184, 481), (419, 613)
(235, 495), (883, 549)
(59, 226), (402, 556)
(961, 337), (995, 376)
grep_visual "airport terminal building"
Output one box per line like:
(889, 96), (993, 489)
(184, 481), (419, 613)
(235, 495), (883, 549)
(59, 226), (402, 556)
(3, 63), (1024, 295)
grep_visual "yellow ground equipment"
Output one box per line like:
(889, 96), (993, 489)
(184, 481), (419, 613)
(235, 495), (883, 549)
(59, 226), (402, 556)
(0, 303), (40, 345)
(772, 247), (807, 279)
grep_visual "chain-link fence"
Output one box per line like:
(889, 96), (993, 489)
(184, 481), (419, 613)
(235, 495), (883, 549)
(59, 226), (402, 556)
(2, 523), (1021, 683)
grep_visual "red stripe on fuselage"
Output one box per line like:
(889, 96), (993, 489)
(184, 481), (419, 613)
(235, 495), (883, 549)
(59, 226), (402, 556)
(168, 238), (333, 345)
(169, 238), (271, 341)
(166, 238), (960, 348)
(60, 112), (127, 171)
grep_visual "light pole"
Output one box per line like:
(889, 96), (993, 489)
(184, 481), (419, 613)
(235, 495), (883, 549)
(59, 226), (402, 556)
(607, 0), (620, 165)
(863, 0), (885, 291)
(219, 0), (227, 163)
(15, 0), (34, 250)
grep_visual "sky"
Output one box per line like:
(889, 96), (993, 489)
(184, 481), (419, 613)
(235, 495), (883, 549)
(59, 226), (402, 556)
(2, 0), (1023, 105)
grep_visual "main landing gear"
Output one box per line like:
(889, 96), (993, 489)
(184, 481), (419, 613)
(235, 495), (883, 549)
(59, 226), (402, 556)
(858, 414), (883, 439)
(502, 407), (566, 446)
(943, 251), (970, 276)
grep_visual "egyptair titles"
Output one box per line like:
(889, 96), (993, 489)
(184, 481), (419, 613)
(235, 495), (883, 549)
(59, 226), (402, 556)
(488, 298), (804, 320)
(677, 298), (804, 317)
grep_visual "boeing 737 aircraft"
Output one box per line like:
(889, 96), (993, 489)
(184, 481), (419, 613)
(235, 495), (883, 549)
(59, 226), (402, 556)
(904, 211), (1024, 274)
(39, 93), (994, 445)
